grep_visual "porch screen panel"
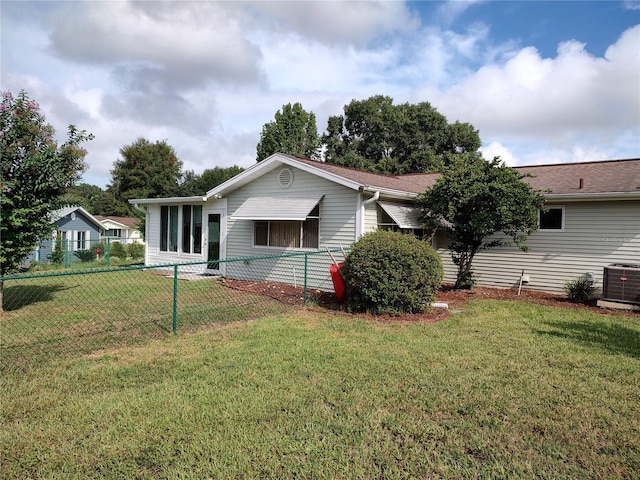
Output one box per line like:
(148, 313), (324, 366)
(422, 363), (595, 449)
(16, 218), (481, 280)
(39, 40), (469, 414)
(193, 205), (202, 254)
(169, 206), (179, 252)
(182, 205), (192, 253)
(160, 206), (168, 251)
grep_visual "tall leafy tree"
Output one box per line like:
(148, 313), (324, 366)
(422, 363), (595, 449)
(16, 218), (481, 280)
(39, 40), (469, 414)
(178, 165), (244, 196)
(61, 183), (104, 213)
(108, 137), (183, 211)
(323, 95), (481, 174)
(417, 153), (545, 289)
(0, 90), (93, 284)
(256, 103), (321, 161)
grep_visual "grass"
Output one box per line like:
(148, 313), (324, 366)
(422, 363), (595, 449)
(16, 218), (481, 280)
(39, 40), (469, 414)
(1, 299), (638, 479)
(1, 269), (293, 368)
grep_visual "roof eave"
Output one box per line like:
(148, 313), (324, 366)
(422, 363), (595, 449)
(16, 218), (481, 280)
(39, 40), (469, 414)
(544, 192), (640, 202)
(206, 153), (364, 198)
(128, 196), (207, 206)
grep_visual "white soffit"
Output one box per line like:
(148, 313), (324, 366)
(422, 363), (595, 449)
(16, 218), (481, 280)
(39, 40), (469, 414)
(232, 196), (323, 221)
(378, 201), (422, 229)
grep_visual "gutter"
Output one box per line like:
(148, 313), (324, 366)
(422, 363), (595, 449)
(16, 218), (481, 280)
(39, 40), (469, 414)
(361, 190), (380, 205)
(544, 192), (640, 202)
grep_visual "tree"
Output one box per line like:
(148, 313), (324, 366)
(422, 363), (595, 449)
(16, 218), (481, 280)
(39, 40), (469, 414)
(108, 137), (183, 211)
(178, 165), (244, 196)
(417, 153), (545, 289)
(323, 95), (481, 174)
(256, 103), (320, 161)
(61, 183), (104, 213)
(0, 91), (93, 282)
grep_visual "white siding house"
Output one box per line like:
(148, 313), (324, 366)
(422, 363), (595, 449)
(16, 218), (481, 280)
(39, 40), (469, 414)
(95, 216), (143, 244)
(130, 154), (640, 295)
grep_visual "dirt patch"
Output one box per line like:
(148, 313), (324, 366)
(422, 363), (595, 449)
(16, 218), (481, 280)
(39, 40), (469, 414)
(217, 278), (638, 322)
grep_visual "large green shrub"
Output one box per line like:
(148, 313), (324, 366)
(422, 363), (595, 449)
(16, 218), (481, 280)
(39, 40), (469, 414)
(342, 230), (443, 315)
(109, 241), (127, 259)
(127, 242), (145, 260)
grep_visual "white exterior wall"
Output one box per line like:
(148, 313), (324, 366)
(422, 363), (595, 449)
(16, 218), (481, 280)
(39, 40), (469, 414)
(100, 219), (143, 244)
(144, 199), (225, 270)
(223, 166), (359, 291)
(363, 200), (378, 235)
(437, 200), (640, 293)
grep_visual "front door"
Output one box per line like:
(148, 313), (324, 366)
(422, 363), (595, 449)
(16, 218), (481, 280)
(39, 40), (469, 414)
(204, 209), (225, 275)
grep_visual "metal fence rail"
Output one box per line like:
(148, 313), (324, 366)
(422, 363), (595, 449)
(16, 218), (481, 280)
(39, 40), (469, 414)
(0, 250), (345, 371)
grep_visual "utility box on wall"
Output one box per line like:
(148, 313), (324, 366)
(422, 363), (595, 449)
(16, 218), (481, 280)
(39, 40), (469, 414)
(602, 264), (640, 306)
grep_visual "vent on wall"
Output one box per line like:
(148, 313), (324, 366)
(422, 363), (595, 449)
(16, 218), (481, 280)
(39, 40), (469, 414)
(278, 168), (293, 188)
(602, 264), (640, 305)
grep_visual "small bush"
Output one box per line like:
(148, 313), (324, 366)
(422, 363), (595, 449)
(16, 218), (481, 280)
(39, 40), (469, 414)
(48, 238), (65, 264)
(73, 249), (96, 262)
(109, 241), (127, 259)
(127, 242), (145, 260)
(342, 230), (443, 315)
(564, 275), (597, 304)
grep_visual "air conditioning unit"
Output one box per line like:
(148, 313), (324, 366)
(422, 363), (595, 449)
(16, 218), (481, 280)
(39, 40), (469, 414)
(602, 264), (640, 305)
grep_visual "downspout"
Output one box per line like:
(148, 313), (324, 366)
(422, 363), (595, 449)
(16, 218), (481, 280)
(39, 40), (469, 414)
(358, 190), (380, 239)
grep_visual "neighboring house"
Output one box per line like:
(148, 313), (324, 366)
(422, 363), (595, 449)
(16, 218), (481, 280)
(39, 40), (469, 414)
(130, 154), (640, 294)
(95, 215), (143, 244)
(32, 206), (104, 262)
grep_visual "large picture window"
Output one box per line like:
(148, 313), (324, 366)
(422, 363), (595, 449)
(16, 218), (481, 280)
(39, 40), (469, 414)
(539, 206), (564, 231)
(254, 204), (319, 249)
(160, 205), (179, 252)
(162, 204), (202, 253)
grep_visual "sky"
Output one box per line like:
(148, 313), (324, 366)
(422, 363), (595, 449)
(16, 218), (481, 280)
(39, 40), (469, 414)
(2, 0), (639, 188)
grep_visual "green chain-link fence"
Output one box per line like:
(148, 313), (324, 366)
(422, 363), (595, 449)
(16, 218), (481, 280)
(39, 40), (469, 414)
(27, 238), (144, 269)
(1, 249), (347, 371)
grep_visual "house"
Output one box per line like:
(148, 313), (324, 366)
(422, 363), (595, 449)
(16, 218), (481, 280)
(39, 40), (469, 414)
(95, 215), (143, 244)
(130, 154), (640, 294)
(32, 206), (104, 262)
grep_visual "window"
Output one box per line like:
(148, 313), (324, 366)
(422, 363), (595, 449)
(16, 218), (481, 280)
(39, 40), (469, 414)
(105, 228), (122, 237)
(160, 205), (179, 252)
(376, 204), (427, 239)
(539, 206), (564, 231)
(76, 230), (87, 250)
(192, 205), (203, 254)
(254, 204), (320, 249)
(181, 205), (203, 254)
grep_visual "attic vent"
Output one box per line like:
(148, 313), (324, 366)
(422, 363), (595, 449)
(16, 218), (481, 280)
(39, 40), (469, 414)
(278, 168), (293, 188)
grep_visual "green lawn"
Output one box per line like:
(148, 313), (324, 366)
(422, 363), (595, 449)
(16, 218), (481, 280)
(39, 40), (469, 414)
(1, 268), (293, 368)
(1, 299), (638, 479)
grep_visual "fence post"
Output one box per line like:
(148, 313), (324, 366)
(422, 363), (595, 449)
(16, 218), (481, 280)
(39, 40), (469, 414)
(303, 253), (308, 305)
(172, 265), (178, 334)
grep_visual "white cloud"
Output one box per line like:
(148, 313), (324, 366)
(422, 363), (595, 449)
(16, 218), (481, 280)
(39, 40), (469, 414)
(480, 141), (520, 165)
(423, 25), (640, 161)
(247, 0), (419, 46)
(45, 2), (262, 87)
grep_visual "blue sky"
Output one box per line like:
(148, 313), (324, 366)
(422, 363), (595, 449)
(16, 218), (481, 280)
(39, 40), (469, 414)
(2, 1), (639, 188)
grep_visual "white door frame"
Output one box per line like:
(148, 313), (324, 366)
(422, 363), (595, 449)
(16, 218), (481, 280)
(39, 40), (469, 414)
(203, 207), (226, 275)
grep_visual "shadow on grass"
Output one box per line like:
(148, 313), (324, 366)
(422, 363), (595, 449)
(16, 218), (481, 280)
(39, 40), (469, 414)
(2, 283), (77, 311)
(535, 320), (640, 359)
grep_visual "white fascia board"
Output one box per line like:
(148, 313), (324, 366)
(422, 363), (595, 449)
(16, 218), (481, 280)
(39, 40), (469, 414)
(128, 196), (206, 205)
(544, 192), (640, 202)
(366, 188), (418, 201)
